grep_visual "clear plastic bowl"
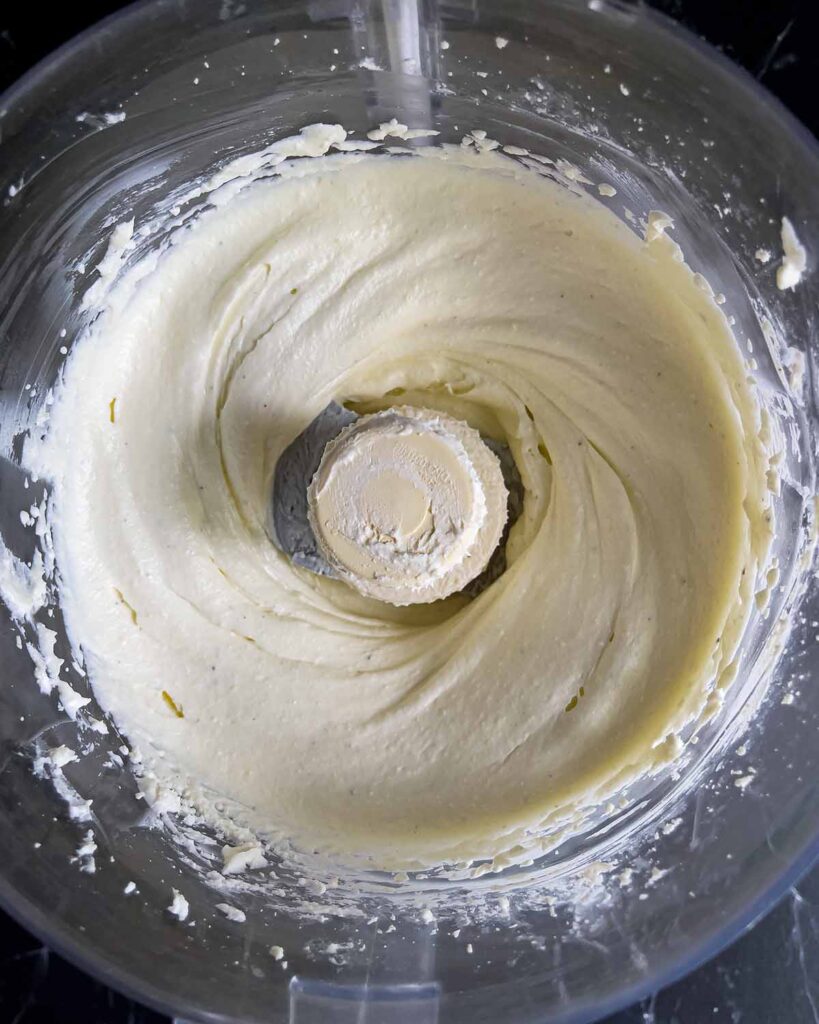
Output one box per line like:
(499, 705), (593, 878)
(0, 1), (817, 1022)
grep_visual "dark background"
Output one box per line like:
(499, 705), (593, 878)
(0, 1), (816, 1021)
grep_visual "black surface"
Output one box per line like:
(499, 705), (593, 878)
(0, 2), (816, 1022)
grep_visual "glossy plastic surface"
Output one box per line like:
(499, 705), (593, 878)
(0, 1), (818, 1022)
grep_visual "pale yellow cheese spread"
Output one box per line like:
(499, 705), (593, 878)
(32, 138), (772, 869)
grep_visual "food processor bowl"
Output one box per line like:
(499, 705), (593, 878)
(0, 1), (817, 1022)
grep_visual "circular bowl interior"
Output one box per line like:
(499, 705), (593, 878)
(0, 1), (818, 1022)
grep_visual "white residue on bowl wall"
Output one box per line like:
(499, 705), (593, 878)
(0, 537), (46, 620)
(366, 119), (439, 142)
(75, 110), (126, 129)
(216, 903), (246, 923)
(221, 841), (267, 874)
(72, 829), (97, 874)
(49, 744), (78, 769)
(776, 217), (807, 290)
(168, 888), (189, 921)
(4, 115), (814, 977)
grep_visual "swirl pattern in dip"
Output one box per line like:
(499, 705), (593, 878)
(30, 132), (773, 869)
